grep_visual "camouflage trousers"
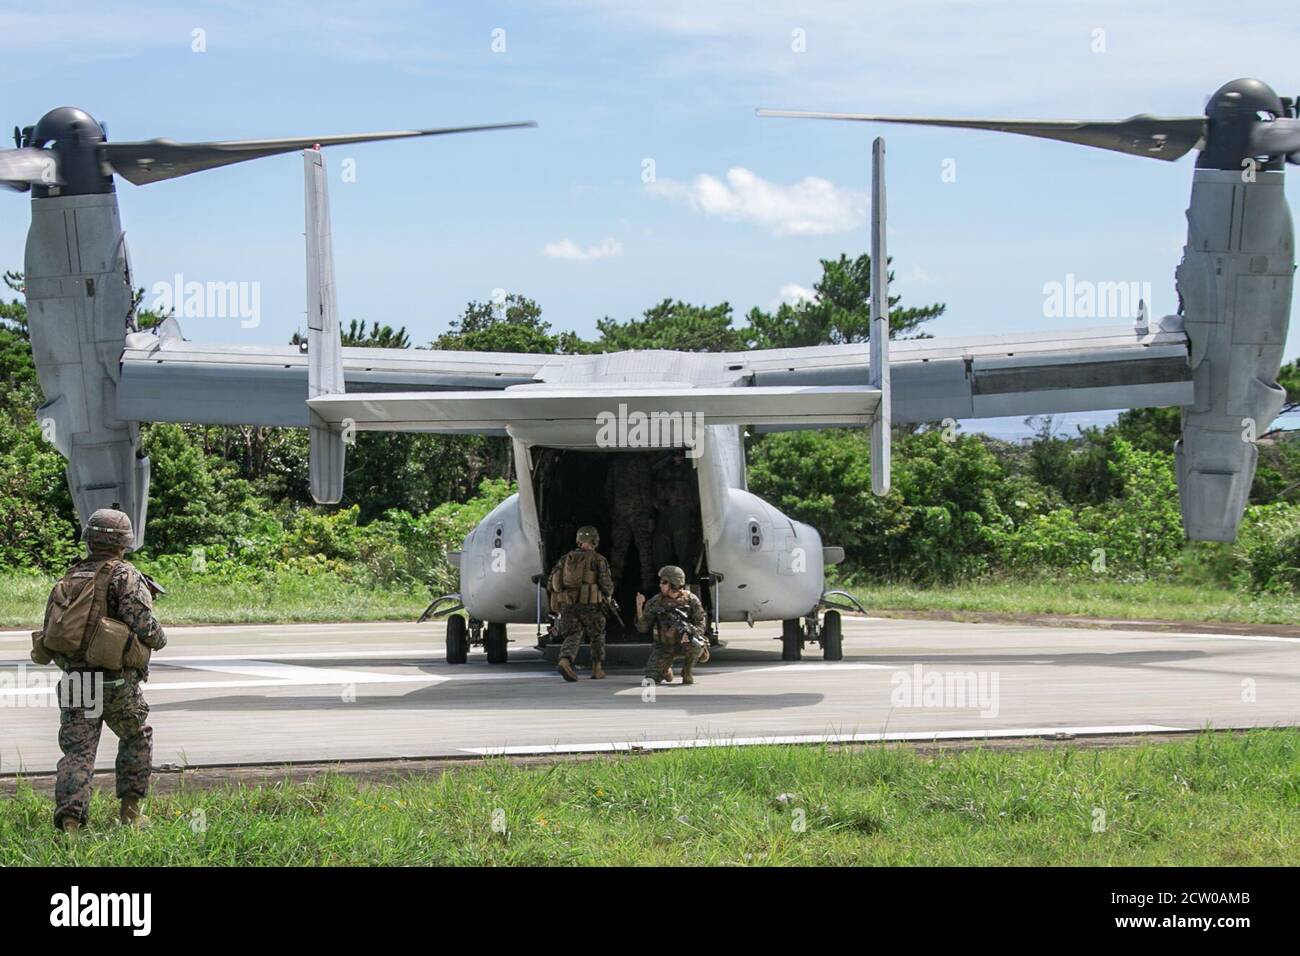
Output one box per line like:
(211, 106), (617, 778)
(644, 639), (703, 680)
(557, 605), (608, 663)
(653, 523), (693, 575)
(54, 673), (152, 829)
(610, 512), (656, 590)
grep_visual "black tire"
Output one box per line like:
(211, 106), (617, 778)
(781, 618), (802, 661)
(446, 615), (469, 664)
(822, 610), (843, 661)
(485, 622), (508, 664)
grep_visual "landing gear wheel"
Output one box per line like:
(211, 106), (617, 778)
(781, 618), (802, 661)
(446, 615), (469, 664)
(485, 622), (508, 664)
(821, 610), (843, 661)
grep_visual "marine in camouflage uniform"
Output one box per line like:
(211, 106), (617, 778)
(637, 565), (707, 685)
(548, 526), (614, 681)
(38, 509), (166, 833)
(653, 452), (696, 573)
(605, 455), (657, 592)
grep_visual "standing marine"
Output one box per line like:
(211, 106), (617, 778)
(636, 565), (707, 685)
(605, 454), (657, 592)
(547, 525), (615, 682)
(30, 508), (167, 835)
(653, 451), (696, 573)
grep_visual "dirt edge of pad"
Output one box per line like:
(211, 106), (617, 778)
(864, 608), (1300, 638)
(0, 728), (1266, 796)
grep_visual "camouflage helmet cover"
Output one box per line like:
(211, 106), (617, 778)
(658, 565), (686, 588)
(576, 525), (600, 546)
(83, 508), (135, 552)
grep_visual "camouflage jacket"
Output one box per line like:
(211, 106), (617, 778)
(45, 555), (167, 677)
(636, 588), (706, 644)
(605, 456), (656, 517)
(654, 462), (695, 528)
(548, 548), (614, 604)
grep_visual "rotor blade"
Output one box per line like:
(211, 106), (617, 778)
(103, 121), (537, 185)
(1251, 118), (1300, 157)
(756, 109), (1206, 161)
(0, 147), (60, 187)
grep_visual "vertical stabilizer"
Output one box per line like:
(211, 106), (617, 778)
(869, 137), (892, 495)
(304, 149), (346, 504)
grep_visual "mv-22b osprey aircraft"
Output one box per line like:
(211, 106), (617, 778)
(2, 78), (1294, 664)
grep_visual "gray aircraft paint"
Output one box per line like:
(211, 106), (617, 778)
(25, 191), (150, 547)
(8, 82), (1296, 628)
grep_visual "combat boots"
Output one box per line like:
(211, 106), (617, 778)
(557, 657), (578, 682)
(681, 662), (695, 685)
(59, 818), (80, 840)
(591, 661), (606, 679)
(659, 668), (673, 684)
(119, 797), (150, 828)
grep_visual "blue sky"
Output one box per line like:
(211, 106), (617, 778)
(3, 0), (1298, 398)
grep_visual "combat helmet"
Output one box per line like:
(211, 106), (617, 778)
(83, 508), (135, 553)
(658, 565), (686, 588)
(576, 525), (600, 547)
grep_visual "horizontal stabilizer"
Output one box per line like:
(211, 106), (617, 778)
(307, 384), (882, 443)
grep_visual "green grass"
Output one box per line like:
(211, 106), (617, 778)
(2, 731), (1297, 865)
(844, 578), (1300, 627)
(0, 571), (430, 629)
(6, 570), (1298, 630)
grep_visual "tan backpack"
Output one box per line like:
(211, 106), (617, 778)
(36, 560), (151, 672)
(562, 550), (596, 590)
(549, 550), (601, 611)
(40, 560), (118, 655)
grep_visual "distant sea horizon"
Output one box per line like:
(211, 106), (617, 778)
(956, 409), (1300, 442)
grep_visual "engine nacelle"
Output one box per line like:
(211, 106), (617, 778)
(1174, 167), (1293, 541)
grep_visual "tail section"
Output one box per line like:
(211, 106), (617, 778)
(304, 149), (346, 504)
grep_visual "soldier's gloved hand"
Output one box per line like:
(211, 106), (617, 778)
(141, 624), (167, 652)
(635, 593), (646, 615)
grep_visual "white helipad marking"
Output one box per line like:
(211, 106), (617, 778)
(1159, 632), (1300, 644)
(461, 724), (1187, 756)
(174, 660), (430, 684)
(714, 662), (895, 674)
(0, 656), (565, 699)
(159, 650), (436, 663)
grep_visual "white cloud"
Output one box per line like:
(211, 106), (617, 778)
(898, 264), (939, 284)
(768, 283), (817, 310)
(648, 167), (866, 237)
(542, 237), (623, 260)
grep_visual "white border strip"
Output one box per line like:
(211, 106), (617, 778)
(460, 724), (1187, 755)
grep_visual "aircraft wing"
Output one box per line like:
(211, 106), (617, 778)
(118, 328), (554, 429)
(724, 321), (1193, 428)
(119, 320), (1190, 430)
(306, 383), (882, 435)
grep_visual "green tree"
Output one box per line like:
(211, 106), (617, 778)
(749, 428), (1009, 582)
(1113, 406), (1181, 455)
(595, 300), (746, 352)
(745, 253), (945, 349)
(139, 423), (264, 555)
